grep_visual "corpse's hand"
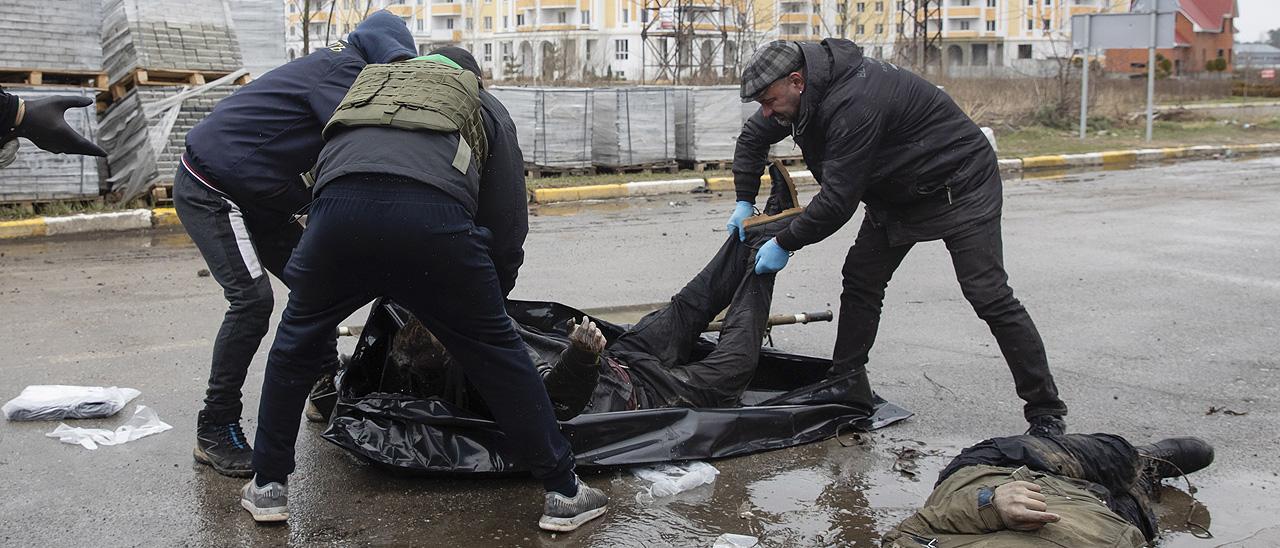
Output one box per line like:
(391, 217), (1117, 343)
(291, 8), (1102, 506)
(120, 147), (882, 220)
(994, 481), (1061, 531)
(754, 238), (791, 275)
(567, 316), (607, 355)
(14, 96), (107, 157)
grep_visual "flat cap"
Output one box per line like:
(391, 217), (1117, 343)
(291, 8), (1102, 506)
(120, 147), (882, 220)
(740, 41), (803, 102)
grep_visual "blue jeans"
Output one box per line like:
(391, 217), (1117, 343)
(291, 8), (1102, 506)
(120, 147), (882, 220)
(251, 175), (575, 489)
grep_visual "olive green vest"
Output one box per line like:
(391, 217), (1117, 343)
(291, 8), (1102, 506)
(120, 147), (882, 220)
(322, 58), (487, 176)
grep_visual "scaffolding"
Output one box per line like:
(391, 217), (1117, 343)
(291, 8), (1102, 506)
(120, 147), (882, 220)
(640, 0), (730, 84)
(894, 0), (942, 75)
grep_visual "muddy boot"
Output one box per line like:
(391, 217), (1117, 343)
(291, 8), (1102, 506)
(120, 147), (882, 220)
(194, 410), (253, 477)
(1137, 437), (1215, 480)
(1025, 415), (1067, 438)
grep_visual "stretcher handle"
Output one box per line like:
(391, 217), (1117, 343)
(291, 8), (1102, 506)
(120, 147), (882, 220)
(704, 310), (833, 332)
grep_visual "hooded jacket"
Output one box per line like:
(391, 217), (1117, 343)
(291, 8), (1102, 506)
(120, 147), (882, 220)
(183, 11), (415, 226)
(733, 39), (1001, 249)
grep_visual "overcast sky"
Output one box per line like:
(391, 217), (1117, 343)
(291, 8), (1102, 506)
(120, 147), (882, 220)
(1236, 0), (1279, 43)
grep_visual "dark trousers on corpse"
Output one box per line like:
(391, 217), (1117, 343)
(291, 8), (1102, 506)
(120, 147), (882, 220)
(606, 227), (778, 409)
(250, 175), (576, 488)
(834, 214), (1068, 420)
(174, 167), (336, 424)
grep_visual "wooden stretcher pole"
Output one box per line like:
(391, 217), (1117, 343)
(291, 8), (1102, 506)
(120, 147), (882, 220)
(742, 159), (805, 229)
(704, 310), (833, 332)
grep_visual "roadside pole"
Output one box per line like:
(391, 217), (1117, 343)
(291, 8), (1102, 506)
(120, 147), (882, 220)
(1079, 15), (1091, 140)
(1146, 6), (1156, 142)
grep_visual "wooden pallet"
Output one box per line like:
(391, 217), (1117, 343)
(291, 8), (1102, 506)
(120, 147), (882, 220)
(150, 183), (174, 207)
(524, 164), (597, 179)
(772, 156), (805, 167)
(0, 68), (107, 89)
(678, 159), (733, 172)
(595, 162), (680, 175)
(99, 68), (252, 109)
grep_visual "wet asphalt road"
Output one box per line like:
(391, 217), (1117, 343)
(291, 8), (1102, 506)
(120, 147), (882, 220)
(1, 157), (1278, 547)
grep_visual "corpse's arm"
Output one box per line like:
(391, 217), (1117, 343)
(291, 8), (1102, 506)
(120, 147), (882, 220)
(733, 109), (791, 204)
(772, 100), (883, 252)
(540, 318), (606, 421)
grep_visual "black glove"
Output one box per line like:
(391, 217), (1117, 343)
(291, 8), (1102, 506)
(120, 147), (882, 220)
(14, 96), (107, 157)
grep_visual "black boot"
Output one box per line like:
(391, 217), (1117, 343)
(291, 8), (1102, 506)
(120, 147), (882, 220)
(1025, 415), (1067, 437)
(1137, 437), (1215, 480)
(194, 410), (253, 478)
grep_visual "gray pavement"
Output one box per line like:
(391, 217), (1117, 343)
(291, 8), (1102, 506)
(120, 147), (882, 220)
(1, 157), (1278, 546)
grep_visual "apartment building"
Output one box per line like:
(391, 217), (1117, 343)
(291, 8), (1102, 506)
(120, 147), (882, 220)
(285, 0), (767, 82)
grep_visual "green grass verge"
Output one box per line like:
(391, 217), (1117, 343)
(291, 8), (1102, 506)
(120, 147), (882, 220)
(997, 118), (1280, 158)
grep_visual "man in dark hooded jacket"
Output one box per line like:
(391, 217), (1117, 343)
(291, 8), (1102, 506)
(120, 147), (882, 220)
(730, 39), (1068, 436)
(175, 11), (416, 478)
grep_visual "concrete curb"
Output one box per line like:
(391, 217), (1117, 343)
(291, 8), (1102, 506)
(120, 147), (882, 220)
(2, 143), (1278, 240)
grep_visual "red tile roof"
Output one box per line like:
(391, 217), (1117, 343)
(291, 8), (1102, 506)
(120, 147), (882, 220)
(1179, 0), (1236, 33)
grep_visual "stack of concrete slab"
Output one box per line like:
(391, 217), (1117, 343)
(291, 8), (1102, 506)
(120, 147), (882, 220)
(0, 0), (103, 72)
(673, 85), (740, 165)
(98, 0), (246, 201)
(491, 87), (595, 169)
(229, 0), (288, 77)
(592, 87), (676, 168)
(0, 88), (101, 201)
(100, 0), (244, 85)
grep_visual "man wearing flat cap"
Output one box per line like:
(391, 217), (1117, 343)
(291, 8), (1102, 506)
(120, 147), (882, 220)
(728, 39), (1068, 436)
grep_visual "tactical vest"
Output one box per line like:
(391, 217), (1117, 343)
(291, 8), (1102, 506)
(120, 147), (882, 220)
(323, 58), (488, 176)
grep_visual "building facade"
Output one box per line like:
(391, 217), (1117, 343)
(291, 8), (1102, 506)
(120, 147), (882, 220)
(1103, 0), (1237, 76)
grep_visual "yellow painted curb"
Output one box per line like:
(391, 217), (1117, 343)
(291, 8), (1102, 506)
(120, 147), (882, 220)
(1021, 155), (1068, 170)
(533, 183), (626, 203)
(705, 177), (734, 192)
(152, 207), (181, 227)
(0, 218), (48, 239)
(1100, 150), (1137, 165)
(1160, 147), (1190, 158)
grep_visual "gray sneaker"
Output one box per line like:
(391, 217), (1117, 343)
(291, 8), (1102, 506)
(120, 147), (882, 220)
(240, 477), (289, 523)
(539, 478), (608, 532)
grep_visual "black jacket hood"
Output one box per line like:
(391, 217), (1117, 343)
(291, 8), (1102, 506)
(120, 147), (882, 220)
(348, 10), (416, 64)
(795, 40), (864, 137)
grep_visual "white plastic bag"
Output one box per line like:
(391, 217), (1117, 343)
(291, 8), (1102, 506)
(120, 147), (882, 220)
(712, 533), (759, 548)
(45, 405), (172, 450)
(2, 385), (141, 421)
(632, 461), (719, 502)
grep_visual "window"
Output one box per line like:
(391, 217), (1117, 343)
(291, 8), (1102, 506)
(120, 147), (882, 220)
(502, 41), (512, 61)
(1045, 0), (1050, 4)
(484, 16), (492, 30)
(837, 2), (846, 12)
(856, 2), (865, 12)
(856, 24), (865, 34)
(615, 39), (629, 60)
(622, 6), (629, 23)
(959, 0), (970, 5)
(484, 43), (493, 61)
(1026, 19), (1033, 30)
(516, 13), (525, 25)
(875, 23), (883, 33)
(586, 39), (596, 60)
(813, 25), (820, 34)
(1042, 19), (1049, 30)
(290, 25), (296, 36)
(446, 18), (455, 29)
(557, 11), (567, 23)
(985, 20), (995, 31)
(417, 19), (424, 31)
(289, 2), (296, 13)
(957, 20), (970, 31)
(466, 18), (473, 30)
(1018, 44), (1032, 59)
(875, 1), (883, 11)
(987, 0), (995, 5)
(581, 10), (590, 24)
(896, 22), (905, 33)
(503, 15), (509, 28)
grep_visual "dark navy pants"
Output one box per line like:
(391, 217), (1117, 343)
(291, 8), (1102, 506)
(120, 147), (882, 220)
(174, 167), (337, 424)
(251, 175), (575, 489)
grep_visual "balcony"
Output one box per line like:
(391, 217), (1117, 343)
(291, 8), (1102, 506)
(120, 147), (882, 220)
(432, 3), (462, 15)
(779, 12), (818, 24)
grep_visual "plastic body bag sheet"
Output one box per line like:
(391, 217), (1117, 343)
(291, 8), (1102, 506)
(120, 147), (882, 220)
(321, 299), (911, 474)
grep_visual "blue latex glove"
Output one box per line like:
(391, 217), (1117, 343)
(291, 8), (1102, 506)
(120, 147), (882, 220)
(754, 238), (791, 275)
(726, 201), (754, 241)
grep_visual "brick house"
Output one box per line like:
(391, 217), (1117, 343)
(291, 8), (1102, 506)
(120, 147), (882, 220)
(1103, 0), (1237, 76)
